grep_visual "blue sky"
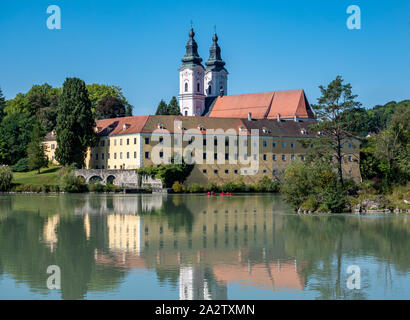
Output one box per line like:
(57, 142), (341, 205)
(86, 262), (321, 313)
(0, 0), (409, 115)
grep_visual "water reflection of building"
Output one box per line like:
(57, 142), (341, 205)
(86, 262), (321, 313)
(107, 214), (142, 255)
(43, 215), (59, 252)
(85, 194), (306, 298)
(179, 266), (227, 300)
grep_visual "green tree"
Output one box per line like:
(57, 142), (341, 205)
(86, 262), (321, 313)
(4, 93), (30, 115)
(86, 84), (132, 115)
(0, 87), (6, 122)
(0, 166), (13, 191)
(155, 99), (168, 115)
(55, 78), (97, 168)
(167, 96), (180, 115)
(27, 125), (48, 173)
(95, 96), (126, 119)
(309, 76), (361, 185)
(0, 112), (34, 165)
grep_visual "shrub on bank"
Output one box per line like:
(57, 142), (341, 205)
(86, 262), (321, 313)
(0, 166), (13, 191)
(59, 166), (87, 193)
(11, 158), (29, 172)
(171, 176), (281, 194)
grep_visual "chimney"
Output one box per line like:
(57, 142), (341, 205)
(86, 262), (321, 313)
(277, 114), (281, 122)
(248, 112), (252, 121)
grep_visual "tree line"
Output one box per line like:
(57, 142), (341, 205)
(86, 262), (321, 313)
(0, 80), (135, 172)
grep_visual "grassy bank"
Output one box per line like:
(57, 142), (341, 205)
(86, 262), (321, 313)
(12, 166), (61, 186)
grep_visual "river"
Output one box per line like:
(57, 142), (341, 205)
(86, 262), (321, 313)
(0, 193), (410, 300)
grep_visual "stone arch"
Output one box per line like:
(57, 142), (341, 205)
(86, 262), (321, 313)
(106, 175), (116, 185)
(89, 175), (103, 184)
(77, 175), (86, 183)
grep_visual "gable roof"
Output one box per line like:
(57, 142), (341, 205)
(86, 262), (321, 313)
(207, 89), (315, 119)
(95, 116), (149, 136)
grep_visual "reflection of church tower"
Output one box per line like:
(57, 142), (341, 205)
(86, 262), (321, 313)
(204, 32), (228, 98)
(179, 266), (227, 300)
(178, 28), (206, 116)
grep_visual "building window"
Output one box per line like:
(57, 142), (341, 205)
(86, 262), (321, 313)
(159, 137), (163, 143)
(348, 155), (353, 162)
(234, 153), (238, 161)
(114, 153), (117, 159)
(145, 137), (149, 144)
(214, 138), (217, 146)
(273, 169), (278, 175)
(197, 82), (200, 92)
(263, 154), (267, 161)
(225, 170), (229, 174)
(203, 138), (206, 146)
(253, 154), (257, 160)
(291, 141), (295, 148)
(184, 110), (188, 116)
(120, 152), (123, 159)
(159, 151), (163, 158)
(225, 153), (229, 160)
(185, 82), (188, 92)
(234, 169), (238, 174)
(273, 141), (276, 148)
(127, 138), (129, 145)
(225, 138), (229, 146)
(208, 85), (212, 95)
(101, 140), (105, 147)
(282, 141), (286, 148)
(273, 154), (276, 161)
(102, 153), (104, 160)
(301, 155), (305, 161)
(51, 144), (55, 150)
(214, 153), (217, 160)
(263, 141), (267, 147)
(134, 138), (137, 144)
(120, 139), (122, 146)
(348, 142), (352, 149)
(107, 153), (110, 159)
(127, 152), (129, 159)
(145, 152), (149, 159)
(214, 169), (218, 174)
(107, 140), (110, 146)
(263, 169), (267, 174)
(203, 153), (206, 160)
(282, 154), (286, 161)
(134, 152), (137, 158)
(95, 154), (98, 160)
(51, 156), (54, 161)
(244, 140), (247, 147)
(95, 165), (99, 169)
(202, 169), (207, 174)
(291, 154), (295, 161)
(102, 165), (105, 169)
(114, 139), (117, 146)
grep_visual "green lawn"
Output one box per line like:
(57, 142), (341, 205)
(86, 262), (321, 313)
(12, 166), (62, 186)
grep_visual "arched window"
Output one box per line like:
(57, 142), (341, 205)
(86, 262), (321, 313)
(197, 82), (200, 92)
(184, 110), (188, 116)
(208, 85), (212, 95)
(184, 82), (188, 92)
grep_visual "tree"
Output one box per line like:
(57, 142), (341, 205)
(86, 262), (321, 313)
(309, 76), (361, 186)
(0, 112), (34, 165)
(86, 84), (132, 116)
(55, 78), (97, 168)
(0, 87), (6, 122)
(167, 96), (180, 115)
(95, 96), (126, 119)
(155, 99), (168, 115)
(27, 125), (48, 173)
(0, 166), (13, 191)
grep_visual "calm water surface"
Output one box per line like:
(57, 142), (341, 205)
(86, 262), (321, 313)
(1, 193), (410, 300)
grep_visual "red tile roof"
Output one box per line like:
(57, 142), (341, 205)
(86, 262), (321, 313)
(208, 89), (315, 119)
(95, 116), (149, 136)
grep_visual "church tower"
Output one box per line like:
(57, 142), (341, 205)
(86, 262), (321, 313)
(178, 28), (205, 116)
(204, 32), (228, 97)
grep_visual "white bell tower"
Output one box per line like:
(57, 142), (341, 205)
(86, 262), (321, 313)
(204, 32), (228, 98)
(178, 28), (205, 116)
